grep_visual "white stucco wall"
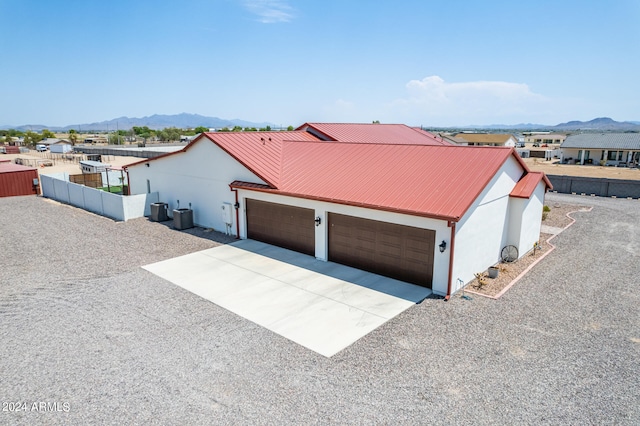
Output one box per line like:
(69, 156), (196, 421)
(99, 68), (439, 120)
(514, 181), (545, 255)
(504, 137), (516, 147)
(126, 139), (266, 235)
(234, 190), (453, 296)
(50, 143), (72, 153)
(451, 155), (524, 293)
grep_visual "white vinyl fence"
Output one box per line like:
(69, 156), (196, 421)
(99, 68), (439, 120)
(41, 173), (158, 221)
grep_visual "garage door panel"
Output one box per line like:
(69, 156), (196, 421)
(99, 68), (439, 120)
(246, 199), (315, 256)
(328, 213), (434, 288)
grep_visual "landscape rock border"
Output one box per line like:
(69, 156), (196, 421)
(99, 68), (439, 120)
(462, 204), (594, 299)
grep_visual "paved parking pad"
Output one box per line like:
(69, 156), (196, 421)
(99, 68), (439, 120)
(143, 239), (431, 357)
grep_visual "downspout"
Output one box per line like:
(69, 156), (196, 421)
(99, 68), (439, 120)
(124, 167), (131, 196)
(229, 185), (240, 239)
(444, 220), (457, 301)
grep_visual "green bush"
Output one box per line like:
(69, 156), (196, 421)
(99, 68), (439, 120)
(543, 205), (551, 212)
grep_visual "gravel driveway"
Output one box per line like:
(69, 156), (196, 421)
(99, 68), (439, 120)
(1, 194), (638, 424)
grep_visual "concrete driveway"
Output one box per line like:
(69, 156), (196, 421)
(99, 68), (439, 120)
(143, 239), (431, 357)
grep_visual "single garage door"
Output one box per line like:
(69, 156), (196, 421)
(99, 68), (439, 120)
(328, 213), (434, 288)
(246, 199), (315, 256)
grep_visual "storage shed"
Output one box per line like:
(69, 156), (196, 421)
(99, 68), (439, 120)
(80, 160), (111, 174)
(50, 140), (73, 154)
(0, 163), (40, 197)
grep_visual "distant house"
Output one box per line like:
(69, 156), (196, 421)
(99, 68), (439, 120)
(83, 137), (108, 144)
(80, 160), (111, 174)
(38, 138), (59, 148)
(560, 133), (640, 166)
(124, 122), (551, 299)
(50, 140), (73, 154)
(437, 133), (469, 145)
(455, 133), (517, 147)
(524, 133), (567, 145)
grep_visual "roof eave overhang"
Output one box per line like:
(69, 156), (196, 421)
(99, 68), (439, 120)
(294, 123), (336, 141)
(122, 134), (279, 187)
(122, 135), (209, 169)
(230, 182), (460, 222)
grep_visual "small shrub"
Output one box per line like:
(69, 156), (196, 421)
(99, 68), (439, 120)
(543, 205), (551, 212)
(542, 212), (548, 221)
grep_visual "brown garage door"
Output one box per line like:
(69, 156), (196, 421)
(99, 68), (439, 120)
(246, 199), (315, 256)
(328, 213), (434, 288)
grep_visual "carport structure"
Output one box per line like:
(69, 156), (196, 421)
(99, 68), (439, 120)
(126, 123), (551, 298)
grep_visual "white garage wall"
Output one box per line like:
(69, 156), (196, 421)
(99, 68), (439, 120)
(507, 197), (525, 254)
(451, 155), (524, 293)
(515, 181), (545, 255)
(235, 190), (452, 295)
(127, 139), (266, 235)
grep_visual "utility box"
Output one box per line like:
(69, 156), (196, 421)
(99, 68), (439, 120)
(221, 202), (233, 225)
(173, 208), (194, 230)
(150, 202), (169, 221)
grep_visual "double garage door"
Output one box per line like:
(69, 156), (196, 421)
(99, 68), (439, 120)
(246, 200), (435, 288)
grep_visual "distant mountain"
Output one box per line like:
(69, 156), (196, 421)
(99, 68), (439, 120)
(0, 113), (275, 132)
(552, 117), (640, 131)
(462, 123), (548, 130)
(429, 117), (640, 132)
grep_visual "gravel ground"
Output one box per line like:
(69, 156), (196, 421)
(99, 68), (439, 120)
(1, 194), (638, 425)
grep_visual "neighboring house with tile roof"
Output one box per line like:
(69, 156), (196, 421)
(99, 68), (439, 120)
(125, 123), (551, 298)
(455, 133), (517, 147)
(560, 133), (640, 166)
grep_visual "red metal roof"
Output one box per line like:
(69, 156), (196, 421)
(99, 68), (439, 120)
(232, 143), (542, 221)
(202, 131), (320, 187)
(124, 124), (551, 221)
(297, 123), (452, 145)
(124, 131), (320, 187)
(510, 172), (552, 198)
(0, 163), (37, 173)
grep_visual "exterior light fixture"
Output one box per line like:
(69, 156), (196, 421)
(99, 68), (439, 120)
(314, 216), (322, 226)
(439, 240), (447, 253)
(234, 202), (240, 209)
(146, 163), (150, 167)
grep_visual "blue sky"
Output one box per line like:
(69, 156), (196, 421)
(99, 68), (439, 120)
(1, 0), (639, 127)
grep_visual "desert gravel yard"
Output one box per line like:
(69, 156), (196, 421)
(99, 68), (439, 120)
(1, 194), (638, 424)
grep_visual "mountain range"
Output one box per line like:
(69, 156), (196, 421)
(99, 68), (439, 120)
(1, 114), (639, 132)
(0, 113), (275, 132)
(458, 117), (640, 131)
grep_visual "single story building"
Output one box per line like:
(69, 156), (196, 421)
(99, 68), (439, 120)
(524, 133), (567, 145)
(454, 133), (517, 147)
(125, 123), (551, 298)
(560, 133), (640, 166)
(80, 160), (111, 174)
(50, 140), (73, 154)
(437, 133), (469, 145)
(0, 163), (40, 197)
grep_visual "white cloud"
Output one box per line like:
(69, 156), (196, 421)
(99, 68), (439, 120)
(392, 76), (553, 125)
(242, 0), (295, 23)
